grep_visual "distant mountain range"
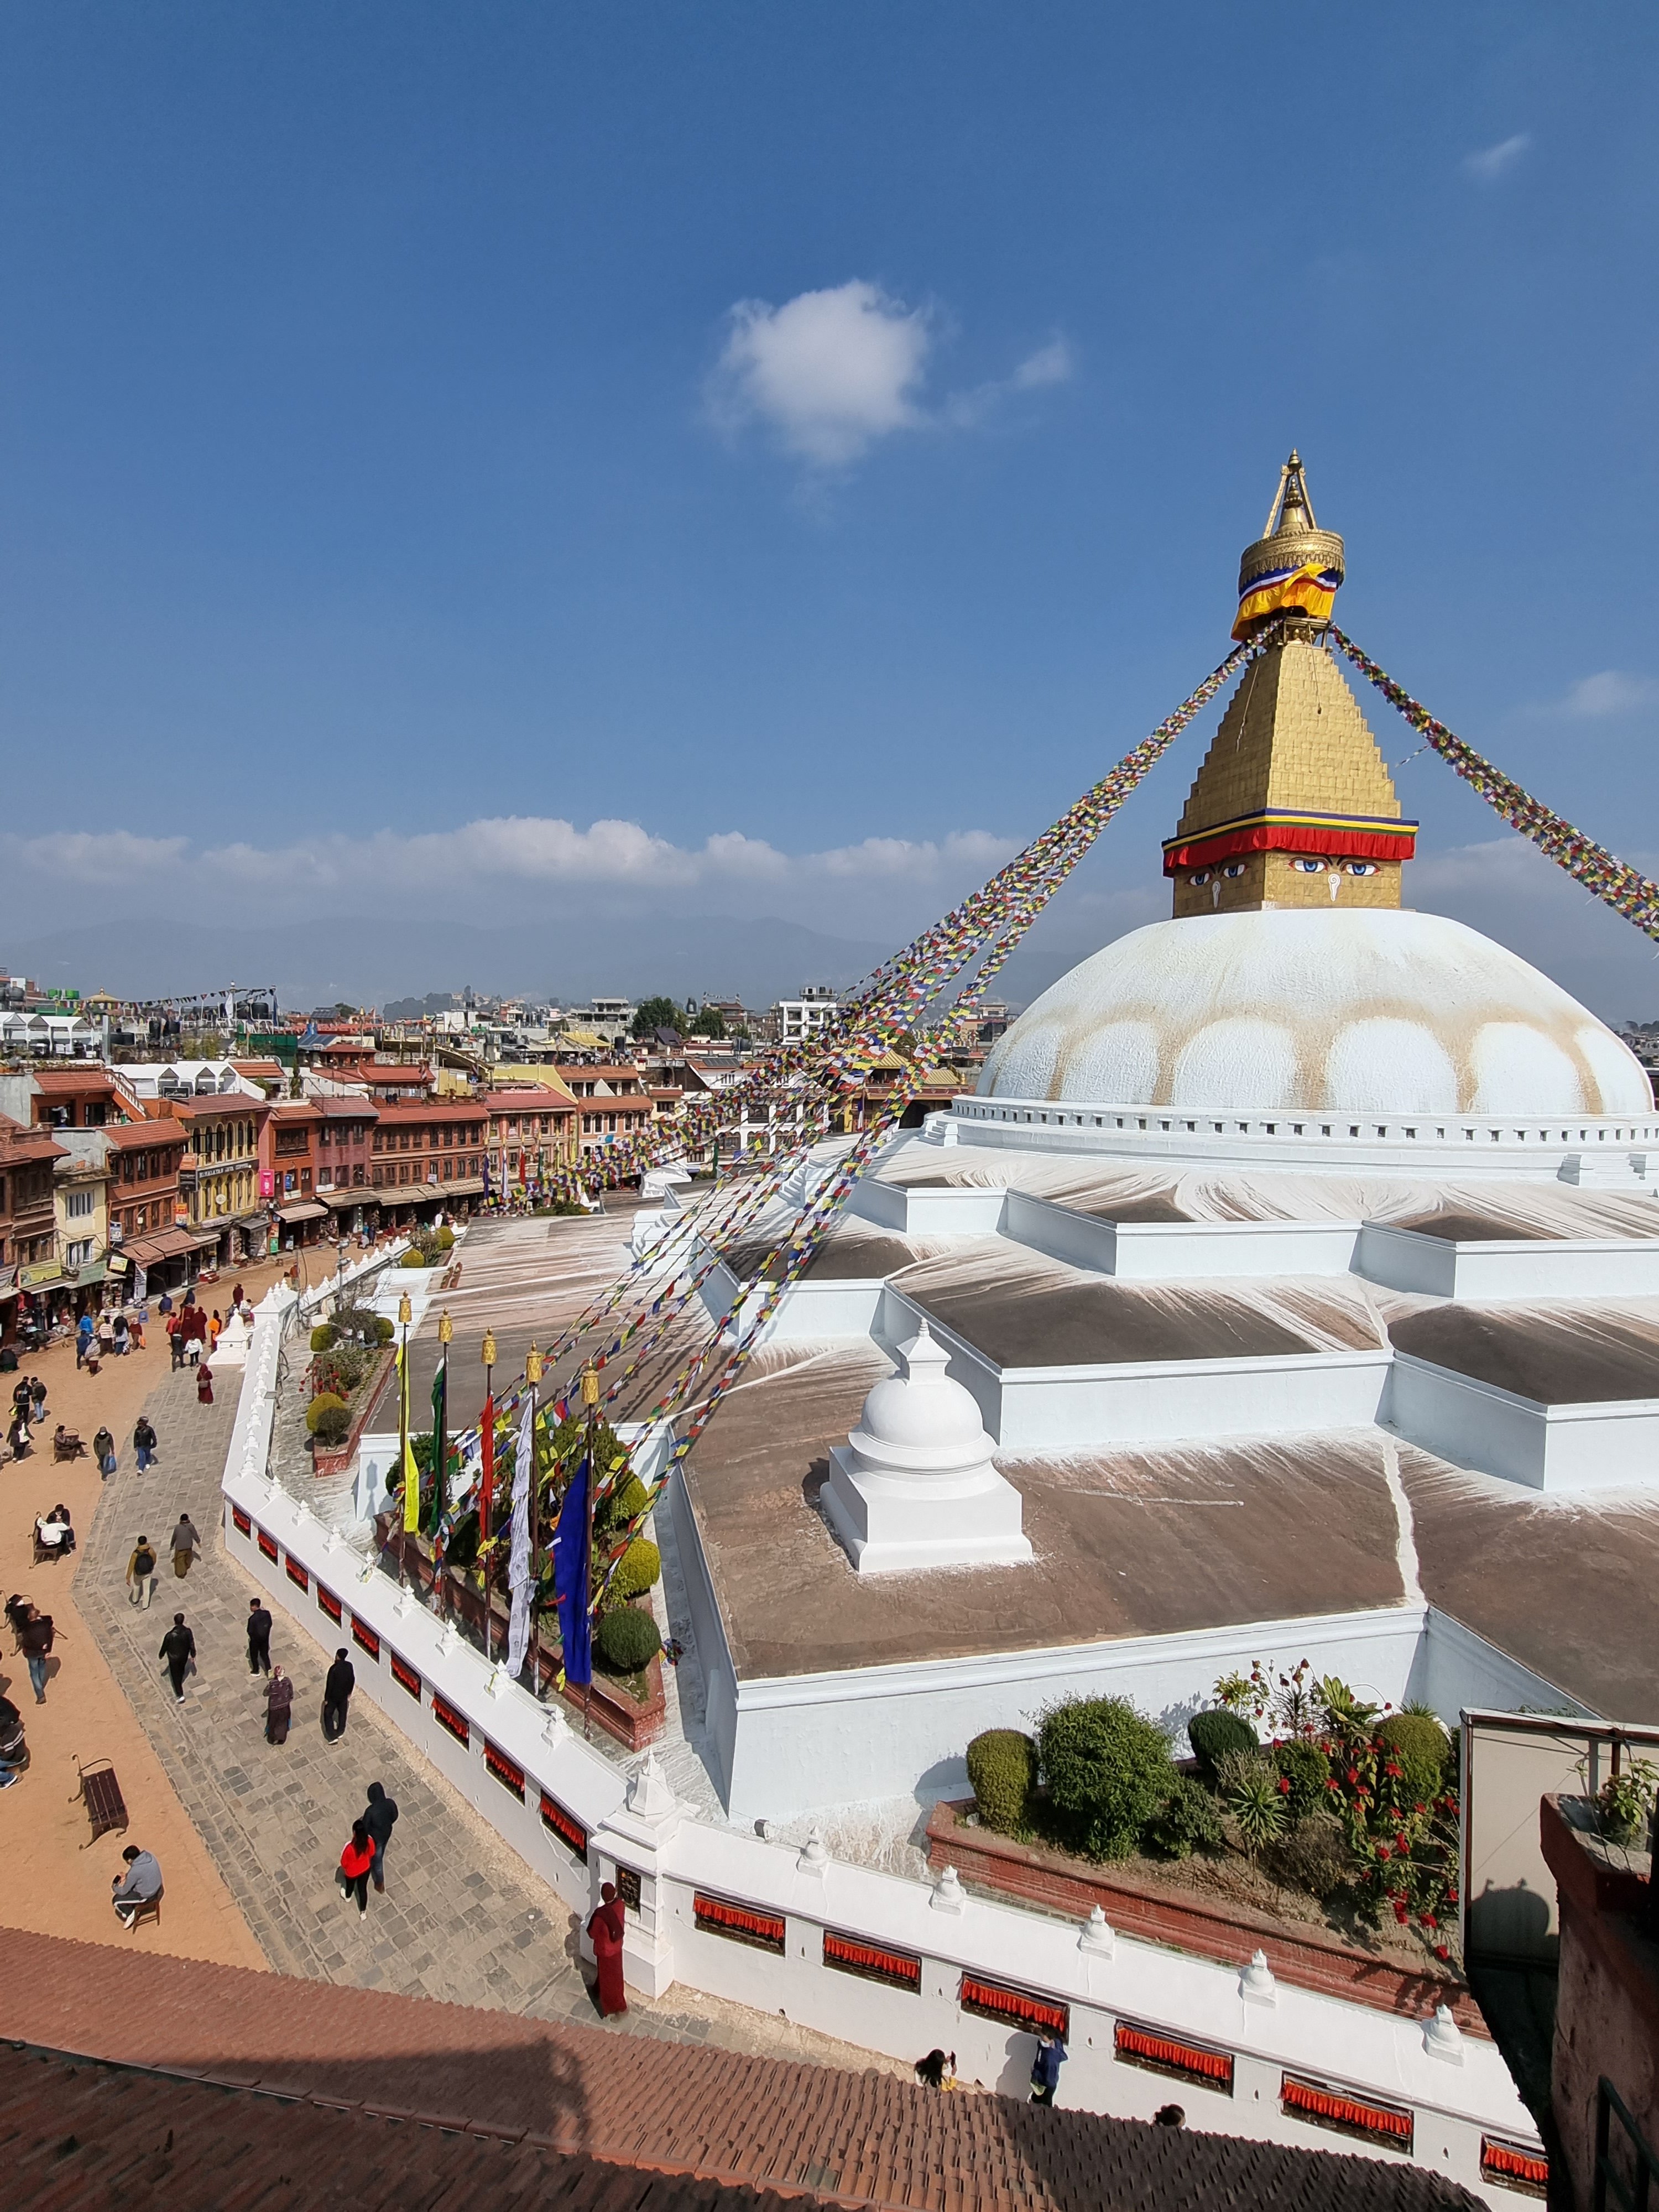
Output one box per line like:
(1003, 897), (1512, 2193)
(3, 912), (896, 1014)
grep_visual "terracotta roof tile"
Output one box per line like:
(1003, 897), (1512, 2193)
(0, 1929), (1482, 2211)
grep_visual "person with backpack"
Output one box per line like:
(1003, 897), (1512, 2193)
(76, 1312), (95, 1369)
(158, 1614), (195, 1704)
(93, 1425), (117, 1479)
(133, 1416), (158, 1473)
(362, 1781), (398, 1893)
(127, 1537), (159, 1609)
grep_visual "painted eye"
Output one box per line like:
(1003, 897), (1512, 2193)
(1295, 857), (1325, 874)
(1188, 869), (1211, 886)
(1222, 861), (1246, 879)
(1346, 860), (1378, 877)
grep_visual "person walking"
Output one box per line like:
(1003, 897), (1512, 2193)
(133, 1415), (158, 1473)
(97, 1311), (115, 1362)
(169, 1512), (199, 1577)
(322, 1647), (354, 1741)
(112, 1310), (129, 1357)
(5, 1406), (30, 1462)
(18, 1605), (54, 1704)
(93, 1425), (116, 1479)
(129, 1307), (145, 1351)
(126, 1536), (159, 1609)
(1029, 2029), (1067, 2107)
(362, 1781), (398, 1893)
(246, 1598), (272, 1675)
(76, 1312), (95, 1369)
(196, 1360), (214, 1407)
(28, 1376), (46, 1428)
(159, 1613), (195, 1703)
(111, 1844), (163, 1928)
(587, 1880), (628, 2017)
(168, 1312), (185, 1370)
(264, 1663), (294, 1745)
(337, 1819), (374, 1916)
(208, 1310), (222, 1353)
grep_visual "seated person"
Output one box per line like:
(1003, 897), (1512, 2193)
(111, 1844), (163, 1927)
(37, 1506), (74, 1553)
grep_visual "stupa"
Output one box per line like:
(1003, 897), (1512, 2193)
(666, 454), (1659, 1828)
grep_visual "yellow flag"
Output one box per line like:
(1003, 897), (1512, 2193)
(400, 1342), (420, 1534)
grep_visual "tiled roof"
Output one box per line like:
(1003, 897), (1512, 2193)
(0, 1931), (1479, 2211)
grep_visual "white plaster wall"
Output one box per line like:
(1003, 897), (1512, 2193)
(1353, 1226), (1459, 1297)
(1386, 1355), (1659, 1492)
(759, 1280), (885, 1342)
(1357, 1225), (1659, 1302)
(1114, 1219), (1363, 1280)
(1421, 1613), (1594, 1726)
(719, 1607), (1428, 1822)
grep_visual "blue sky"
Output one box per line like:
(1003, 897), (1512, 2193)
(2, 5), (1657, 1011)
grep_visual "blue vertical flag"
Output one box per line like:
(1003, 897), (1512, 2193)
(552, 1448), (592, 1686)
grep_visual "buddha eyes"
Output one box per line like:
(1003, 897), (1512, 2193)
(1189, 869), (1212, 886)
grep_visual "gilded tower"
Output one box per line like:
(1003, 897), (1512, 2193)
(1164, 454), (1417, 921)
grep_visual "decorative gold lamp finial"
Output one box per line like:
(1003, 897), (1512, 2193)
(481, 1328), (497, 1370)
(397, 1292), (412, 1327)
(580, 1361), (601, 1410)
(1232, 450), (1346, 640)
(525, 1340), (543, 1385)
(437, 1308), (453, 1346)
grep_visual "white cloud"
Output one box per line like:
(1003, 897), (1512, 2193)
(0, 813), (1021, 935)
(1464, 133), (1531, 182)
(712, 280), (930, 466)
(1561, 670), (1659, 718)
(709, 280), (1072, 467)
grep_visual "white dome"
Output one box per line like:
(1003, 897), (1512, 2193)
(978, 909), (1653, 1118)
(853, 1326), (992, 1466)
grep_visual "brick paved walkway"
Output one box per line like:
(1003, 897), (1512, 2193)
(77, 1363), (901, 2075)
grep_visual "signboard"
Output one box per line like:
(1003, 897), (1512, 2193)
(106, 1253), (132, 1280)
(259, 1170), (275, 1198)
(19, 1261), (64, 1291)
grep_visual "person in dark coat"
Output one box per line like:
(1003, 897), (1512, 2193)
(322, 1648), (355, 1741)
(196, 1361), (213, 1406)
(159, 1614), (195, 1704)
(18, 1606), (54, 1703)
(247, 1598), (272, 1675)
(1029, 2029), (1067, 2106)
(362, 1781), (398, 1893)
(587, 1880), (627, 2016)
(264, 1664), (294, 1745)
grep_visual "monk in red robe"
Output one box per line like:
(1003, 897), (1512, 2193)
(587, 1880), (627, 2016)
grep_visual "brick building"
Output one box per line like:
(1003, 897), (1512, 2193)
(0, 1113), (66, 1343)
(554, 1062), (658, 1161)
(260, 1099), (326, 1247)
(176, 1092), (271, 1268)
(371, 1099), (487, 1225)
(480, 1083), (578, 1195)
(107, 1113), (194, 1290)
(315, 1095), (380, 1238)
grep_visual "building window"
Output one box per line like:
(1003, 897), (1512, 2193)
(66, 1188), (95, 1218)
(66, 1238), (94, 1266)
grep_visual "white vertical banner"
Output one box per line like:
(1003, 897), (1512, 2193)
(505, 1389), (536, 1677)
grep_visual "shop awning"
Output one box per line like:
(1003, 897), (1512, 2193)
(440, 1176), (486, 1197)
(319, 1188), (379, 1211)
(0, 1265), (17, 1298)
(74, 1261), (108, 1287)
(123, 1228), (202, 1266)
(275, 1201), (328, 1224)
(19, 1262), (68, 1293)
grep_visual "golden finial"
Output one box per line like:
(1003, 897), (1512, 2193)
(525, 1340), (543, 1385)
(397, 1292), (412, 1327)
(1233, 450), (1346, 640)
(481, 1328), (497, 1369)
(437, 1308), (453, 1345)
(580, 1361), (601, 1409)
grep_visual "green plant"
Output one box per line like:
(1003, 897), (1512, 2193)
(400, 1245), (427, 1268)
(1144, 1776), (1223, 1860)
(1375, 1713), (1450, 1812)
(596, 1604), (661, 1674)
(1275, 1739), (1332, 1821)
(1267, 1815), (1353, 1900)
(310, 1323), (337, 1352)
(966, 1730), (1037, 1835)
(435, 1225), (455, 1251)
(1039, 1695), (1177, 1863)
(606, 1537), (661, 1601)
(1187, 1708), (1257, 1780)
(1220, 1751), (1289, 1866)
(1585, 1757), (1658, 1845)
(307, 1391), (349, 1444)
(375, 1315), (394, 1343)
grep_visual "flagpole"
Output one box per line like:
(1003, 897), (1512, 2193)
(581, 1359), (600, 1741)
(479, 1326), (496, 1666)
(524, 1340), (543, 1697)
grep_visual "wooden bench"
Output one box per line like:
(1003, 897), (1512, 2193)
(72, 1756), (129, 1848)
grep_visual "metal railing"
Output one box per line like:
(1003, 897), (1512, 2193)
(1595, 2078), (1659, 2212)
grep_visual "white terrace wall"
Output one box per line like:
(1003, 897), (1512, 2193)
(222, 1293), (1542, 2206)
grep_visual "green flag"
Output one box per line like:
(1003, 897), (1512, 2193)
(429, 1353), (447, 1533)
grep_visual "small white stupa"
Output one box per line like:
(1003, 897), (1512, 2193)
(821, 1321), (1033, 1575)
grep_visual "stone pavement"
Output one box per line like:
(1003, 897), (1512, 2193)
(77, 1359), (902, 2075)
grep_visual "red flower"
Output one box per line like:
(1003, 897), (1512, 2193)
(1276, 1777), (1291, 1794)
(1384, 1761), (1402, 1779)
(1414, 1802), (1426, 1815)
(1420, 1912), (1438, 1929)
(1394, 1904), (1408, 1923)
(1326, 1778), (1340, 1792)
(1346, 1768), (1359, 1783)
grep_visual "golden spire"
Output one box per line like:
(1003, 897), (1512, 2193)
(1233, 450), (1346, 641)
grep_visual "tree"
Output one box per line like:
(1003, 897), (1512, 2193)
(690, 1005), (726, 1038)
(630, 997), (682, 1039)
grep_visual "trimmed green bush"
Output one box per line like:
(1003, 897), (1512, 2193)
(310, 1323), (337, 1352)
(1275, 1738), (1332, 1821)
(1187, 1707), (1258, 1780)
(307, 1391), (349, 1444)
(435, 1225), (456, 1251)
(596, 1604), (661, 1674)
(1039, 1695), (1177, 1863)
(375, 1315), (395, 1344)
(400, 1245), (427, 1268)
(1376, 1712), (1449, 1809)
(1144, 1776), (1223, 1860)
(601, 1473), (650, 1531)
(966, 1729), (1037, 1835)
(607, 1537), (661, 1601)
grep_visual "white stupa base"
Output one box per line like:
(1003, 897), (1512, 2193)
(822, 1443), (1033, 1576)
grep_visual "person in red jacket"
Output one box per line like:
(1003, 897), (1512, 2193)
(587, 1879), (628, 2016)
(337, 1819), (374, 1915)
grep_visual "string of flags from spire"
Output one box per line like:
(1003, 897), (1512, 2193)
(401, 601), (1659, 1700)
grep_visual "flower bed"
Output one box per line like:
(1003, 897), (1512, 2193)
(926, 1797), (1484, 2032)
(311, 1345), (397, 1476)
